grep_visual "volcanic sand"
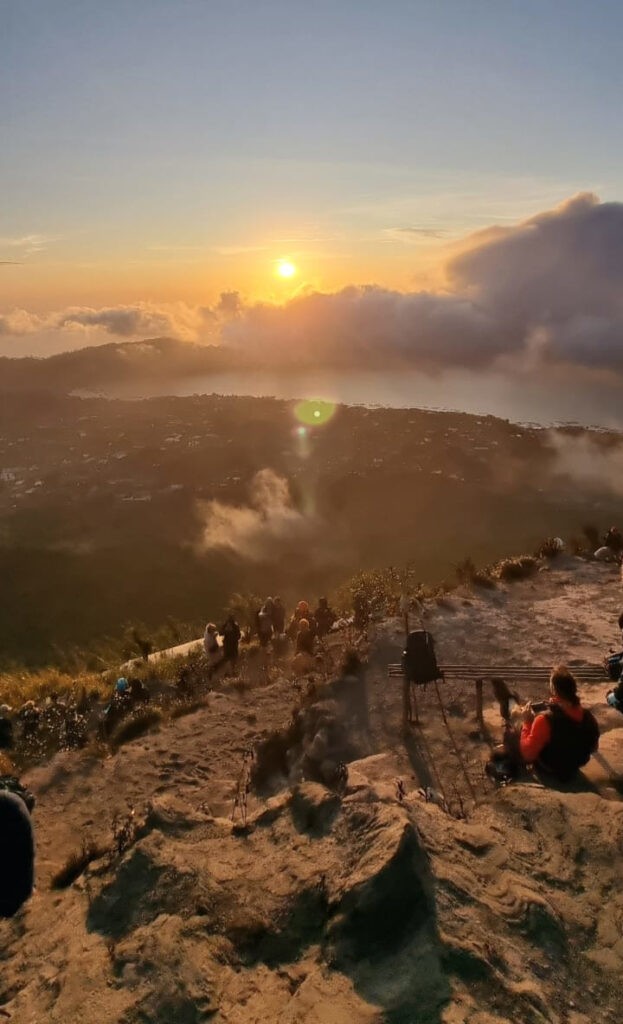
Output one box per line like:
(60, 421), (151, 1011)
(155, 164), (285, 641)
(1, 557), (623, 1023)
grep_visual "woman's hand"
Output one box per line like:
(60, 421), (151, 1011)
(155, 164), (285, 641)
(522, 704), (535, 725)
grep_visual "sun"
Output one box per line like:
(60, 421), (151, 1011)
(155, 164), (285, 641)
(276, 259), (297, 279)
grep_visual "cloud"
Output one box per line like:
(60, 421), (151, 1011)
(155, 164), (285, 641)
(0, 234), (52, 257)
(0, 296), (242, 346)
(198, 469), (318, 562)
(548, 430), (623, 498)
(387, 227), (448, 241)
(3, 193), (623, 376)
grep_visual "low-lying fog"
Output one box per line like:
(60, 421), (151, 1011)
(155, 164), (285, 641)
(80, 367), (623, 431)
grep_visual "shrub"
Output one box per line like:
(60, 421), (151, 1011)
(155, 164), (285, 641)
(51, 837), (107, 890)
(109, 708), (162, 751)
(454, 558), (496, 589)
(497, 556), (538, 581)
(536, 537), (562, 559)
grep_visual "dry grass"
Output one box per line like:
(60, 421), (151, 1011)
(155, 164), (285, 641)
(0, 668), (103, 709)
(50, 837), (108, 890)
(109, 708), (163, 751)
(496, 556), (538, 582)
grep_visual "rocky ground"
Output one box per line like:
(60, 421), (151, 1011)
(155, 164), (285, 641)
(2, 557), (623, 1024)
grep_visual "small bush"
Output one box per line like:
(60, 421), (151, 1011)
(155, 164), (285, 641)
(536, 537), (561, 559)
(454, 558), (496, 589)
(109, 708), (162, 750)
(51, 837), (107, 890)
(497, 556), (538, 581)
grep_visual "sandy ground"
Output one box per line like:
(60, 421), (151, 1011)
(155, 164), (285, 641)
(2, 556), (623, 1023)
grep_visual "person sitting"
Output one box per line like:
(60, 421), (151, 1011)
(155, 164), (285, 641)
(514, 665), (599, 781)
(128, 677), (150, 705)
(314, 597), (336, 638)
(605, 526), (623, 553)
(0, 773), (35, 918)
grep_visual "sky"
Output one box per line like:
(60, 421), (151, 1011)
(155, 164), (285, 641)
(2, 0), (623, 364)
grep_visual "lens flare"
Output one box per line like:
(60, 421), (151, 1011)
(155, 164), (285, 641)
(294, 399), (336, 427)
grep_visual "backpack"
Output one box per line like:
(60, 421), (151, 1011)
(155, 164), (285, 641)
(606, 651), (623, 681)
(0, 776), (35, 813)
(539, 705), (599, 781)
(401, 630), (441, 685)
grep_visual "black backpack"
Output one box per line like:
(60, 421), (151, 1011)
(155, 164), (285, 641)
(0, 776), (35, 813)
(401, 630), (441, 685)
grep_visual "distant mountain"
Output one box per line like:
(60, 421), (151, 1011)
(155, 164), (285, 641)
(0, 337), (240, 393)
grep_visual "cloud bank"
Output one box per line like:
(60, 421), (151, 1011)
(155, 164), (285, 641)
(3, 193), (623, 376)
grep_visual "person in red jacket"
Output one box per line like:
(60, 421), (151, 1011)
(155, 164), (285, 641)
(517, 665), (599, 781)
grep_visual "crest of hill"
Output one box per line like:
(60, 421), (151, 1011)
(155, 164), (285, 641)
(0, 337), (239, 392)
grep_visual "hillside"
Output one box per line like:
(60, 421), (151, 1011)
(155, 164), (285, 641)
(2, 557), (622, 1023)
(1, 389), (622, 668)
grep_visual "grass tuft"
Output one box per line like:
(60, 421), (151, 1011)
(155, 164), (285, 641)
(51, 837), (108, 890)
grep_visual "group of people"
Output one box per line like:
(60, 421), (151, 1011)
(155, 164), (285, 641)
(203, 597), (339, 668)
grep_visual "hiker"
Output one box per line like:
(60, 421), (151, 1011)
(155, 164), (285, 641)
(287, 601), (311, 638)
(18, 700), (41, 742)
(605, 526), (623, 553)
(257, 602), (274, 648)
(296, 619), (315, 656)
(176, 665), (195, 701)
(0, 706), (14, 750)
(128, 677), (150, 705)
(203, 622), (220, 664)
(353, 593), (370, 631)
(507, 665), (599, 781)
(271, 596), (286, 636)
(314, 597), (336, 638)
(100, 678), (132, 738)
(0, 774), (35, 918)
(219, 615), (242, 668)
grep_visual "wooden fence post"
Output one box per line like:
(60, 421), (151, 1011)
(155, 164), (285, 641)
(475, 678), (484, 732)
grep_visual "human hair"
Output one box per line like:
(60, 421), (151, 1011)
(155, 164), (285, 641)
(550, 665), (579, 705)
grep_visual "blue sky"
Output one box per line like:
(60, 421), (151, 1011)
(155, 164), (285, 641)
(2, 0), (623, 317)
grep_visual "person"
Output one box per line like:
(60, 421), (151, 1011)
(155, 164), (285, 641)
(314, 597), (336, 638)
(295, 619), (315, 656)
(0, 706), (14, 750)
(220, 615), (242, 668)
(100, 678), (132, 738)
(605, 526), (623, 553)
(256, 603), (274, 648)
(0, 774), (35, 918)
(271, 597), (286, 636)
(509, 666), (599, 781)
(353, 593), (370, 631)
(203, 622), (220, 661)
(287, 601), (311, 638)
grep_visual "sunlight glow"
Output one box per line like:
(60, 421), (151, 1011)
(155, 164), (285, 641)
(276, 259), (297, 278)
